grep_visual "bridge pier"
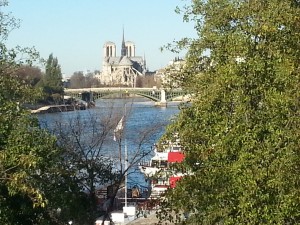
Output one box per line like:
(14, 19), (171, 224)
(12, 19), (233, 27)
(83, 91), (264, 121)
(154, 89), (167, 107)
(81, 91), (93, 102)
(155, 102), (167, 107)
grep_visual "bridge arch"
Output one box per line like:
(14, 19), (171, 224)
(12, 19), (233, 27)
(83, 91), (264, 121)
(64, 88), (186, 105)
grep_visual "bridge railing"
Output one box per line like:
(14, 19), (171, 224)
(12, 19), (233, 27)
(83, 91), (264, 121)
(64, 88), (186, 104)
(65, 87), (162, 93)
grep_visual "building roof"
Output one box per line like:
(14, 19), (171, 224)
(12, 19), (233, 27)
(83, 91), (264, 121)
(104, 56), (144, 66)
(119, 56), (133, 66)
(130, 56), (144, 63)
(104, 57), (120, 65)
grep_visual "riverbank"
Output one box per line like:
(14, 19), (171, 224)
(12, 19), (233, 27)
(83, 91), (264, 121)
(30, 101), (96, 114)
(31, 104), (85, 114)
(96, 210), (172, 225)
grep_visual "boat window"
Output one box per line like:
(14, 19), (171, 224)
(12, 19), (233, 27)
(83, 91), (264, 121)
(158, 179), (168, 185)
(160, 161), (168, 168)
(151, 160), (159, 167)
(173, 146), (181, 151)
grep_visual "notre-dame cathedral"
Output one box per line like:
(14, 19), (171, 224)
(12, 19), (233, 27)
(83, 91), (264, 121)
(99, 30), (146, 87)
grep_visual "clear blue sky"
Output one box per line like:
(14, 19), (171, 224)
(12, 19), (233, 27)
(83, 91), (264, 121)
(5, 0), (196, 77)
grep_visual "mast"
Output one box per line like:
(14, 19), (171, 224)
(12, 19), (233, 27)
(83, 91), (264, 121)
(125, 137), (128, 207)
(124, 102), (128, 207)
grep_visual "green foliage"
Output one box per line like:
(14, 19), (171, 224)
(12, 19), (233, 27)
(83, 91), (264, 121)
(41, 53), (64, 103)
(16, 65), (43, 87)
(159, 0), (300, 224)
(0, 72), (66, 224)
(0, 2), (75, 224)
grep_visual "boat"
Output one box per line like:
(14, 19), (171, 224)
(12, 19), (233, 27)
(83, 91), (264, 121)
(31, 103), (87, 114)
(138, 135), (185, 198)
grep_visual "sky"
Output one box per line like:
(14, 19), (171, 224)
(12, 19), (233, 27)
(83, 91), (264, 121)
(5, 0), (196, 77)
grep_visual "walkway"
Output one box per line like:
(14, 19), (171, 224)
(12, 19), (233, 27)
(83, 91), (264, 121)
(126, 211), (160, 224)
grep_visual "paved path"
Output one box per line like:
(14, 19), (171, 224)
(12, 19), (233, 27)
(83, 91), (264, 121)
(126, 211), (175, 225)
(96, 210), (175, 224)
(126, 212), (159, 225)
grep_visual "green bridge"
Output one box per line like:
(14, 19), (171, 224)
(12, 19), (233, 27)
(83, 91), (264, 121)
(64, 88), (187, 106)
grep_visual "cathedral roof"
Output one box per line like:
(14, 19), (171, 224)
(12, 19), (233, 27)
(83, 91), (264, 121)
(130, 56), (144, 63)
(104, 56), (144, 67)
(119, 56), (133, 66)
(105, 57), (120, 65)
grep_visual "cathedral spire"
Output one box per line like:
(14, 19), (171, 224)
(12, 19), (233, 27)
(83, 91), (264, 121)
(143, 52), (147, 72)
(121, 27), (127, 56)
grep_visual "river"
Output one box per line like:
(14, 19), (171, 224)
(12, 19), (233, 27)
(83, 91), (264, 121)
(37, 98), (180, 189)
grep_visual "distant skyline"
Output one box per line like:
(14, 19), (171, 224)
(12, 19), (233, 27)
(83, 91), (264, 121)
(5, 0), (196, 77)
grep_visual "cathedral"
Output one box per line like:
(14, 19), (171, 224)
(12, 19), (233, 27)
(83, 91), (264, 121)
(100, 30), (146, 87)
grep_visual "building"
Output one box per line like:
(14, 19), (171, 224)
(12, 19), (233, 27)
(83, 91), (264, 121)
(99, 30), (146, 87)
(154, 57), (185, 89)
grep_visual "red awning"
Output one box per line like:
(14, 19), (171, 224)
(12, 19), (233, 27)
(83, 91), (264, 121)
(169, 176), (182, 188)
(168, 152), (184, 163)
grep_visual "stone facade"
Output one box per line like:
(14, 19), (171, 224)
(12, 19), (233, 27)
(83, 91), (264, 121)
(99, 31), (146, 87)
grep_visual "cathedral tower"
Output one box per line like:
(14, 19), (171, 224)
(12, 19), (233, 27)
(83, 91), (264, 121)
(103, 42), (116, 57)
(125, 41), (135, 57)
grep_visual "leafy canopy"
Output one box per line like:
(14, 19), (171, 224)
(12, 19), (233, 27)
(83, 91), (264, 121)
(38, 53), (64, 103)
(0, 1), (69, 224)
(159, 0), (300, 224)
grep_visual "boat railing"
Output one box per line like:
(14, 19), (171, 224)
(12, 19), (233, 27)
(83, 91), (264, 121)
(138, 160), (151, 167)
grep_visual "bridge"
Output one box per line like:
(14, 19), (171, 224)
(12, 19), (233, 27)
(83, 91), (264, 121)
(64, 87), (187, 106)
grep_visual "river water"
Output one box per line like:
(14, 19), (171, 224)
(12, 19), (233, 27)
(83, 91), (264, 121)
(37, 98), (180, 189)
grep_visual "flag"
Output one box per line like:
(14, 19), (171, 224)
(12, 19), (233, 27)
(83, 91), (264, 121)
(113, 116), (124, 141)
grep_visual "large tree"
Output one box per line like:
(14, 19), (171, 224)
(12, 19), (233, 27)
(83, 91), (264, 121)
(15, 65), (43, 87)
(69, 71), (99, 89)
(41, 53), (64, 103)
(0, 1), (73, 224)
(44, 100), (163, 224)
(159, 0), (300, 224)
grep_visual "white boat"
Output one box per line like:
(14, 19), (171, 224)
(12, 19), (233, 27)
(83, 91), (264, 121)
(139, 136), (185, 198)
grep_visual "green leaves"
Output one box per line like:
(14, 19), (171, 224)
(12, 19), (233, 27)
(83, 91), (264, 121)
(0, 3), (68, 224)
(159, 0), (300, 224)
(40, 53), (64, 103)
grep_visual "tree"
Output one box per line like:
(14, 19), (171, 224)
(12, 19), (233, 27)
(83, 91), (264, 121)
(69, 71), (85, 88)
(41, 53), (64, 103)
(15, 65), (43, 87)
(0, 117), (64, 225)
(85, 71), (100, 88)
(159, 0), (300, 224)
(135, 73), (157, 88)
(69, 71), (100, 88)
(43, 100), (164, 224)
(0, 2), (72, 224)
